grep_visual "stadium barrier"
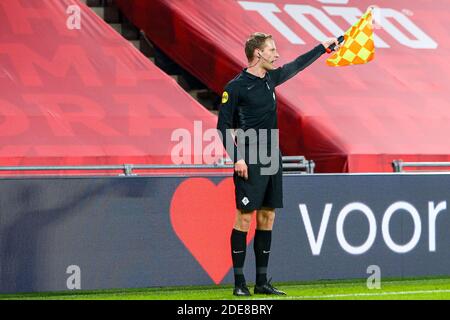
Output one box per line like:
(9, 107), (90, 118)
(393, 160), (450, 172)
(0, 156), (314, 176)
(1, 173), (450, 293)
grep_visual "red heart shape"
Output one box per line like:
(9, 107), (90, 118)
(170, 177), (256, 284)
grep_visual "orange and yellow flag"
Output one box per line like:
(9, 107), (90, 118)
(327, 8), (375, 67)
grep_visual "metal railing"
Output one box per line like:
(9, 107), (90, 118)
(282, 156), (315, 174)
(393, 160), (450, 173)
(0, 156), (314, 176)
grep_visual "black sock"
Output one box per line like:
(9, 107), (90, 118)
(254, 229), (272, 286)
(231, 229), (247, 287)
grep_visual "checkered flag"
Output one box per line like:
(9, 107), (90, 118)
(327, 7), (375, 67)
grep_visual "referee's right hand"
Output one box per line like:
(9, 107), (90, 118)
(235, 159), (248, 180)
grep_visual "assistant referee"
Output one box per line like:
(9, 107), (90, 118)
(217, 32), (340, 296)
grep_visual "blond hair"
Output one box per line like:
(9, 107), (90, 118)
(245, 32), (273, 61)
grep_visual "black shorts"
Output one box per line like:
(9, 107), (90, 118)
(233, 160), (283, 212)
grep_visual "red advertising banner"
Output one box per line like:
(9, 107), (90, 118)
(0, 0), (219, 171)
(117, 0), (450, 172)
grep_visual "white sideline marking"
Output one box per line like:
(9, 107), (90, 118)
(255, 289), (450, 300)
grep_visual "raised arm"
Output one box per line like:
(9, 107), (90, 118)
(269, 38), (340, 86)
(269, 44), (326, 86)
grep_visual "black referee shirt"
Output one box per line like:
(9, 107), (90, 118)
(217, 43), (326, 163)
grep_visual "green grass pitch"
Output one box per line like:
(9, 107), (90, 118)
(2, 277), (450, 300)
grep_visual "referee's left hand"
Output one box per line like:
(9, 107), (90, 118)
(321, 37), (340, 51)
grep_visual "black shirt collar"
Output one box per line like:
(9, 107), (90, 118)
(242, 68), (268, 81)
